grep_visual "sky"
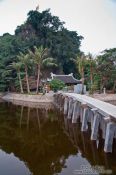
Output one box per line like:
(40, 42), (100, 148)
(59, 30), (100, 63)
(0, 0), (116, 54)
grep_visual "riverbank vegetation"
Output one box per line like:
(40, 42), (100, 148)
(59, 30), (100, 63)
(0, 9), (116, 93)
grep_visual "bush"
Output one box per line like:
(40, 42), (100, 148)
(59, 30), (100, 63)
(50, 79), (65, 92)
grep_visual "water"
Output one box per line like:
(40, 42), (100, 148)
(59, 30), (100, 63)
(0, 102), (116, 175)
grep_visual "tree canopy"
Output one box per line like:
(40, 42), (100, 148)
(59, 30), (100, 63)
(0, 9), (115, 93)
(0, 9), (83, 92)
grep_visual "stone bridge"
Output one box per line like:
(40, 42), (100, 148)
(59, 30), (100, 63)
(54, 93), (116, 153)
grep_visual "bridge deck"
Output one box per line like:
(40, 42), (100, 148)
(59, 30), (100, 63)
(64, 93), (116, 120)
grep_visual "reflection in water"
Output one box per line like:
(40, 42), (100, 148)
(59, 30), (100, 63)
(58, 112), (116, 175)
(0, 102), (115, 175)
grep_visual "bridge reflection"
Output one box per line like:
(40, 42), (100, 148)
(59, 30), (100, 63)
(57, 110), (116, 174)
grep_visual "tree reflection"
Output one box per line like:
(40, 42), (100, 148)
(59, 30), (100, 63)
(0, 103), (77, 175)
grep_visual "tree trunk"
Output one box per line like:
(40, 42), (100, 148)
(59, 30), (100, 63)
(36, 64), (40, 94)
(81, 66), (84, 94)
(25, 66), (30, 93)
(18, 70), (24, 93)
(90, 63), (93, 86)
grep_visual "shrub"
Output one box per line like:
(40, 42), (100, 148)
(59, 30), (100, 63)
(50, 79), (65, 92)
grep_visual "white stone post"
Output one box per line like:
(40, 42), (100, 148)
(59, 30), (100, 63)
(104, 122), (116, 153)
(67, 98), (74, 119)
(80, 102), (86, 123)
(72, 101), (80, 123)
(100, 117), (110, 139)
(81, 103), (88, 131)
(91, 109), (101, 140)
(87, 108), (93, 123)
(60, 95), (64, 112)
(64, 97), (69, 115)
(103, 87), (106, 95)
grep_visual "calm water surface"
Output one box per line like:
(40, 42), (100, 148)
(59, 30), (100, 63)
(0, 102), (115, 175)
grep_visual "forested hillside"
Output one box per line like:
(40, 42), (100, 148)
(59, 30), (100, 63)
(0, 9), (83, 91)
(0, 9), (116, 93)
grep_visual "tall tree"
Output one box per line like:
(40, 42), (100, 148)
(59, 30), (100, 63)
(10, 62), (24, 93)
(86, 53), (97, 91)
(30, 46), (57, 94)
(15, 9), (83, 73)
(76, 54), (87, 94)
(18, 53), (31, 93)
(0, 9), (83, 92)
(29, 46), (47, 94)
(96, 48), (116, 91)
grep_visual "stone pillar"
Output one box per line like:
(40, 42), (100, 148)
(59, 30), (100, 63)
(67, 97), (74, 119)
(100, 117), (110, 139)
(100, 117), (105, 139)
(80, 102), (86, 123)
(72, 101), (80, 123)
(104, 122), (116, 153)
(89, 109), (94, 130)
(57, 94), (61, 108)
(59, 95), (62, 111)
(87, 108), (93, 123)
(91, 109), (101, 140)
(64, 97), (69, 115)
(60, 95), (64, 112)
(81, 103), (88, 131)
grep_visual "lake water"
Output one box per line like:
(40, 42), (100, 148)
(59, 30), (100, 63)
(0, 102), (116, 175)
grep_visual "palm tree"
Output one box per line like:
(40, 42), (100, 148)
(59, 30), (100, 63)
(18, 53), (31, 93)
(87, 53), (95, 87)
(30, 46), (57, 94)
(42, 57), (57, 68)
(11, 62), (24, 93)
(76, 54), (87, 94)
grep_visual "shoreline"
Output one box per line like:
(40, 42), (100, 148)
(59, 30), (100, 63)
(1, 93), (54, 109)
(1, 92), (116, 106)
(2, 93), (54, 102)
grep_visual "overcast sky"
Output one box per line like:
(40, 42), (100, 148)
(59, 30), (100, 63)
(0, 0), (116, 54)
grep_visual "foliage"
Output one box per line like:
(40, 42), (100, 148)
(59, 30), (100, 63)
(96, 48), (116, 91)
(0, 9), (82, 92)
(0, 8), (115, 94)
(15, 9), (83, 73)
(49, 79), (65, 92)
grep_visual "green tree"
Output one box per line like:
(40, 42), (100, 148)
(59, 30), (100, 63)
(18, 53), (31, 93)
(15, 9), (83, 74)
(86, 53), (97, 92)
(50, 79), (65, 92)
(0, 9), (83, 92)
(10, 62), (24, 93)
(30, 46), (57, 94)
(76, 53), (87, 94)
(96, 48), (116, 92)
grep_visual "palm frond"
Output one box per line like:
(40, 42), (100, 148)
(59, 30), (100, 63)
(42, 57), (58, 67)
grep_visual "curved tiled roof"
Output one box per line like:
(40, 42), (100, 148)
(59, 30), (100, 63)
(52, 73), (81, 84)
